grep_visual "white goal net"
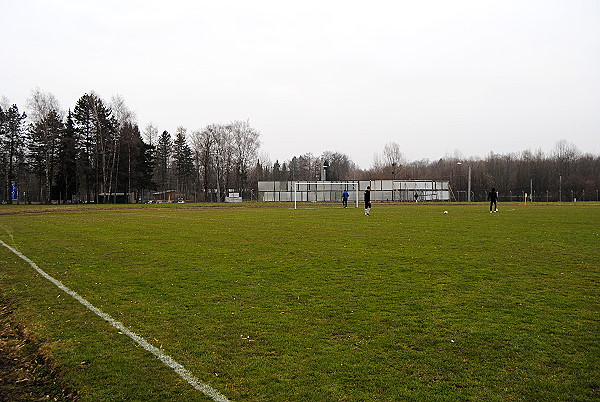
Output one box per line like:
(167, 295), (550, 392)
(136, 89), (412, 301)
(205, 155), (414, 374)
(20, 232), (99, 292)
(293, 182), (360, 209)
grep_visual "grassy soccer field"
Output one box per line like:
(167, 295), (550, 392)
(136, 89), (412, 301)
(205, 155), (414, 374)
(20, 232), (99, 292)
(0, 203), (598, 401)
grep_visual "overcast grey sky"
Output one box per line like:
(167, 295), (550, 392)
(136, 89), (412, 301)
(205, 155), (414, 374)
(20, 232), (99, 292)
(2, 0), (599, 168)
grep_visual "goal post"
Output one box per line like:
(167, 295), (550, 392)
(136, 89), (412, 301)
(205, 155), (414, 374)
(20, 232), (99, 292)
(293, 182), (360, 209)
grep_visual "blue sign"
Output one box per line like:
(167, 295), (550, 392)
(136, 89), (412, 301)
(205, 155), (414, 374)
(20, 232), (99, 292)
(11, 183), (18, 201)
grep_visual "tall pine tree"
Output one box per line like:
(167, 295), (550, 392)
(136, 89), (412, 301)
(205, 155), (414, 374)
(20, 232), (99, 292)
(28, 109), (64, 203)
(116, 122), (155, 202)
(0, 105), (27, 203)
(173, 127), (194, 198)
(155, 130), (172, 198)
(73, 93), (118, 203)
(55, 111), (78, 202)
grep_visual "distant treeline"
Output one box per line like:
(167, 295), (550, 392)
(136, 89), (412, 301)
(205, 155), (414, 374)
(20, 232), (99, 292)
(1, 89), (598, 203)
(255, 141), (600, 202)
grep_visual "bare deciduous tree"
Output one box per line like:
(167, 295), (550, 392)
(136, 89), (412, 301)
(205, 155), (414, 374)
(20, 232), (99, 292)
(110, 95), (136, 129)
(26, 89), (64, 203)
(143, 123), (158, 146)
(230, 120), (260, 196)
(26, 88), (63, 124)
(382, 141), (405, 178)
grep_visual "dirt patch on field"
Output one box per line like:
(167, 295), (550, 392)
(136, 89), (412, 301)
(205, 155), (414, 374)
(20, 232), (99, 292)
(0, 297), (77, 401)
(0, 202), (290, 215)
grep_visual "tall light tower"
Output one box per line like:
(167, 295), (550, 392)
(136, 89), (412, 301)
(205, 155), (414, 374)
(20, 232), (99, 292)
(457, 162), (472, 202)
(322, 160), (329, 181)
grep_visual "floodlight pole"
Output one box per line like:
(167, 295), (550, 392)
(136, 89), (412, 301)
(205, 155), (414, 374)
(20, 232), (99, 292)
(467, 165), (472, 202)
(322, 161), (329, 181)
(559, 175), (562, 202)
(457, 162), (472, 202)
(530, 178), (533, 202)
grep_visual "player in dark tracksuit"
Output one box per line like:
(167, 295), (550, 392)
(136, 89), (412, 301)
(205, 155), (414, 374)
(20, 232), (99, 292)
(364, 186), (371, 216)
(488, 187), (498, 213)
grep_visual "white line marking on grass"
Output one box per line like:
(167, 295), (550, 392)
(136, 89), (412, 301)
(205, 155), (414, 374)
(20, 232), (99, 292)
(0, 240), (230, 402)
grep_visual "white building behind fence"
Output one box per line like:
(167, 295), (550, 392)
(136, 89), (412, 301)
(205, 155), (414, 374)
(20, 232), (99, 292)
(258, 180), (450, 203)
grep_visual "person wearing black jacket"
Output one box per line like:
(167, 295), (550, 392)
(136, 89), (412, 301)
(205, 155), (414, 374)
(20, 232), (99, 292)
(364, 186), (371, 216)
(488, 187), (499, 213)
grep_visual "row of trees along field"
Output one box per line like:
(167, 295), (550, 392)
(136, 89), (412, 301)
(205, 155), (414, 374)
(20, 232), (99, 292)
(1, 89), (599, 203)
(0, 90), (261, 203)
